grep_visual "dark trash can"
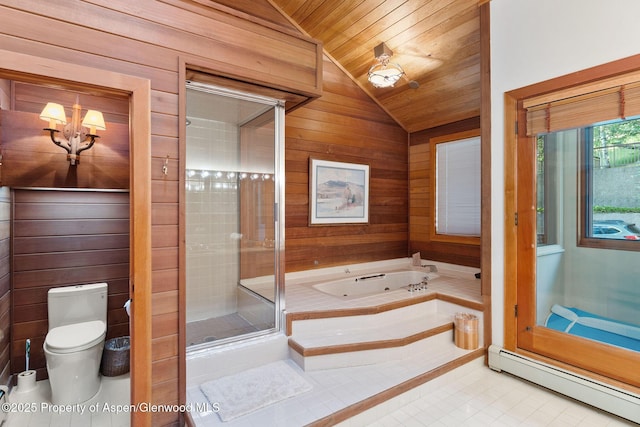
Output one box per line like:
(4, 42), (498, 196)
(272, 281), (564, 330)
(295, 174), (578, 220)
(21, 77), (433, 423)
(101, 336), (130, 377)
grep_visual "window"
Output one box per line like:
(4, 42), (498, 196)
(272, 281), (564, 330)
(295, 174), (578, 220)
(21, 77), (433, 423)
(580, 118), (640, 249)
(525, 79), (640, 251)
(430, 130), (481, 245)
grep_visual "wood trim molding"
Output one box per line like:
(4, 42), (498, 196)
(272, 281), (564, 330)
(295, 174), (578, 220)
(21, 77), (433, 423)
(129, 82), (153, 427)
(178, 59), (187, 412)
(503, 93), (518, 352)
(437, 293), (484, 311)
(0, 49), (153, 427)
(479, 0), (492, 355)
(507, 54), (640, 102)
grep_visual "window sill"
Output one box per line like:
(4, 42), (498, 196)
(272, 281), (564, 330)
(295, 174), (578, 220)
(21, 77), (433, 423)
(536, 244), (565, 257)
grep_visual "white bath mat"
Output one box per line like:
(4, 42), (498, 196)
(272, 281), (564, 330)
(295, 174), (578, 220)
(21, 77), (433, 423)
(199, 360), (313, 422)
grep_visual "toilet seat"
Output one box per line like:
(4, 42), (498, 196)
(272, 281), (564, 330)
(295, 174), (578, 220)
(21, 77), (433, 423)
(45, 320), (106, 354)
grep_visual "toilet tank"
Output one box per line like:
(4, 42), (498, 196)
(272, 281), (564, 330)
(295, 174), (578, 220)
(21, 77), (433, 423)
(47, 283), (108, 330)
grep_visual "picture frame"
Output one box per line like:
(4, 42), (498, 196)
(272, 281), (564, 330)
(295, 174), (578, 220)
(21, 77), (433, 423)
(309, 158), (369, 225)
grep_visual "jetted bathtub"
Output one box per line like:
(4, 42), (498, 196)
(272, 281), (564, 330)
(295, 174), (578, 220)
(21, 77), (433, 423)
(312, 270), (439, 299)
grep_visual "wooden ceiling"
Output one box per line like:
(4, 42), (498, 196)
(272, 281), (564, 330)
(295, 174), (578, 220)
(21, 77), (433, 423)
(269, 0), (481, 133)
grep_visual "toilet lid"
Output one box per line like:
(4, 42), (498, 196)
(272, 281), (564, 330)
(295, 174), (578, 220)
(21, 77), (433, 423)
(45, 320), (106, 353)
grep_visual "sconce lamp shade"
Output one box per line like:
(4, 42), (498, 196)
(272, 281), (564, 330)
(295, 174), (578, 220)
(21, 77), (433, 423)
(39, 102), (67, 128)
(367, 63), (405, 88)
(81, 110), (106, 134)
(40, 98), (106, 165)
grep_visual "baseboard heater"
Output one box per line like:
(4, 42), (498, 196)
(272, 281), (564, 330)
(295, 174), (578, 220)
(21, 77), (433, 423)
(488, 345), (639, 423)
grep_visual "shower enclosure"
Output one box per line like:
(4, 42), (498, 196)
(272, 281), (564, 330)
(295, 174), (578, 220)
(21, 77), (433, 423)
(184, 82), (285, 348)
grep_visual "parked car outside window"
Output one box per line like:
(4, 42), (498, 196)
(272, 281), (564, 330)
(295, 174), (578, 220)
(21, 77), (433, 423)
(592, 220), (640, 240)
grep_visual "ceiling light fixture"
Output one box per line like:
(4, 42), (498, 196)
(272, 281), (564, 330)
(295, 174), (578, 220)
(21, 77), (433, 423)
(367, 42), (405, 88)
(40, 96), (106, 165)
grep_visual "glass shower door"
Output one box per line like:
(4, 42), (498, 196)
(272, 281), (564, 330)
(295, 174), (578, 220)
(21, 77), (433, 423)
(184, 82), (284, 348)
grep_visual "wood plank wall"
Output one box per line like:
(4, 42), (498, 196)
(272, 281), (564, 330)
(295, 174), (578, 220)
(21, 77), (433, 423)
(0, 1), (321, 425)
(409, 117), (481, 267)
(0, 188), (10, 386)
(11, 189), (130, 380)
(285, 56), (409, 271)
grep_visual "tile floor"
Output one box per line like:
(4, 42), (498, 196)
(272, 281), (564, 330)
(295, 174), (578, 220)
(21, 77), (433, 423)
(3, 373), (130, 427)
(187, 344), (478, 426)
(189, 357), (636, 427)
(340, 359), (637, 427)
(6, 360), (634, 427)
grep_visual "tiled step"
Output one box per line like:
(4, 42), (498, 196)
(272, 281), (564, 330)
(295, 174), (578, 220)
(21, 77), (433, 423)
(289, 312), (453, 353)
(288, 298), (440, 337)
(289, 318), (454, 371)
(288, 300), (464, 371)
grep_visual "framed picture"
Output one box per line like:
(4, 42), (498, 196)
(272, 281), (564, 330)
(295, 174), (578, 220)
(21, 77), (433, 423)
(309, 158), (369, 225)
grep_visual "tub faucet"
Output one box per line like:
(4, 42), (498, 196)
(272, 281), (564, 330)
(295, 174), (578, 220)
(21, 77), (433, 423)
(422, 264), (438, 272)
(411, 252), (421, 266)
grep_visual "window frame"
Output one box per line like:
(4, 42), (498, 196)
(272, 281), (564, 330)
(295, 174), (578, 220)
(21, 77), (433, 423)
(578, 125), (640, 252)
(429, 129), (481, 246)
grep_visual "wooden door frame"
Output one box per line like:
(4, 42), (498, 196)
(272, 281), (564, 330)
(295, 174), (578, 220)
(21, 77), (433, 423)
(479, 1), (492, 350)
(503, 54), (640, 389)
(0, 49), (153, 426)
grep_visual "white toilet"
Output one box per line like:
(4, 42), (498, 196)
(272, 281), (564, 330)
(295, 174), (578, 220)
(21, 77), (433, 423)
(43, 282), (108, 404)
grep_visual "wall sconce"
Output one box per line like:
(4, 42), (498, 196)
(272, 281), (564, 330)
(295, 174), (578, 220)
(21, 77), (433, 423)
(40, 96), (106, 165)
(367, 42), (405, 88)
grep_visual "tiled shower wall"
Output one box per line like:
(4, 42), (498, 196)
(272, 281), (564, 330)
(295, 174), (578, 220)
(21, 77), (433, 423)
(185, 117), (239, 323)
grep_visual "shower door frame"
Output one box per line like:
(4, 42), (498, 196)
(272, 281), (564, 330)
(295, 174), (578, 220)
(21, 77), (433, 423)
(179, 72), (287, 349)
(182, 81), (285, 350)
